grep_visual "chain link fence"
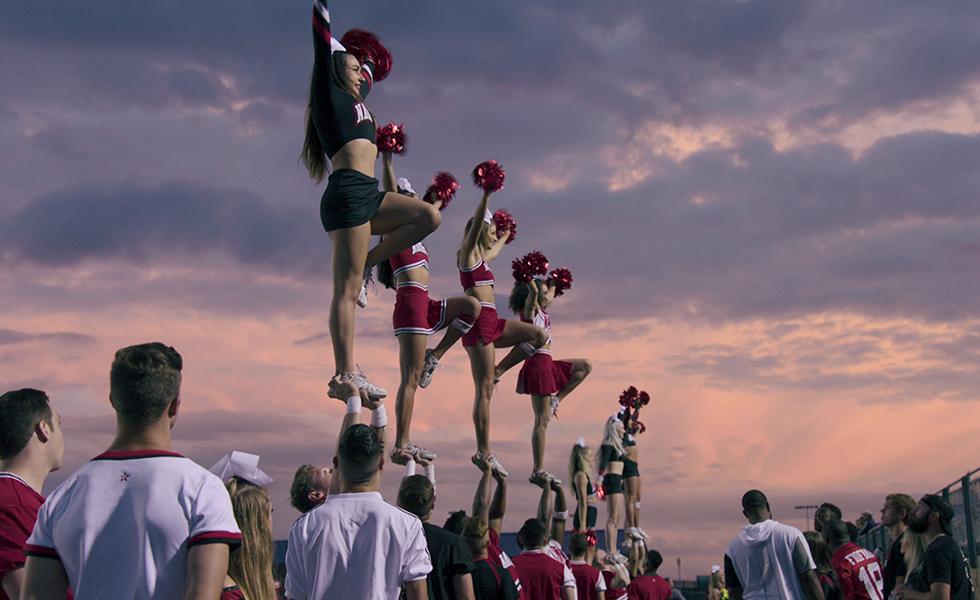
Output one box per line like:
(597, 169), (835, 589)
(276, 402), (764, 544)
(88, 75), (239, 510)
(858, 469), (980, 569)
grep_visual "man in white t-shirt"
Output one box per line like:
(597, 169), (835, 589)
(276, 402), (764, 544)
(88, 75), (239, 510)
(725, 489), (825, 600)
(21, 342), (242, 600)
(286, 381), (431, 600)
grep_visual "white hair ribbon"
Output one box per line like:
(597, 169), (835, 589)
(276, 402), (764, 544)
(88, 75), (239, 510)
(576, 437), (586, 447)
(397, 177), (417, 196)
(208, 451), (273, 486)
(484, 209), (493, 224)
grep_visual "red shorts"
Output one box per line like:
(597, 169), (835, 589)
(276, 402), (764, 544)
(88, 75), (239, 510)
(462, 303), (507, 347)
(516, 351), (572, 395)
(392, 286), (447, 335)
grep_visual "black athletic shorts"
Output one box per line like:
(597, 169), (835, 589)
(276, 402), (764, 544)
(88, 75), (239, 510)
(574, 505), (598, 530)
(623, 459), (639, 479)
(320, 168), (387, 232)
(603, 473), (624, 495)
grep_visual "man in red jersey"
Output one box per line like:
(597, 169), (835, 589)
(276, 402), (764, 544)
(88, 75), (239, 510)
(569, 533), (606, 600)
(824, 519), (884, 600)
(628, 550), (673, 600)
(0, 389), (65, 600)
(511, 518), (576, 600)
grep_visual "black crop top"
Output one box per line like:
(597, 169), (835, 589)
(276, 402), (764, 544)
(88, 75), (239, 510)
(598, 444), (625, 471)
(311, 0), (377, 159)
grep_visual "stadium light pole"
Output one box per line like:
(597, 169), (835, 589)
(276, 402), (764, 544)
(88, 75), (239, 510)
(795, 505), (818, 531)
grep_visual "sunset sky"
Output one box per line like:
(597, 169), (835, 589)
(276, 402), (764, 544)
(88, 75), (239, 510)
(2, 0), (980, 577)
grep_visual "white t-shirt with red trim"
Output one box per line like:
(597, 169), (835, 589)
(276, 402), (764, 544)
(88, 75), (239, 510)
(286, 491), (431, 600)
(26, 450), (241, 599)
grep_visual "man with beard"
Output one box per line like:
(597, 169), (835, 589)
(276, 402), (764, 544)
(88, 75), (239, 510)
(895, 495), (975, 600)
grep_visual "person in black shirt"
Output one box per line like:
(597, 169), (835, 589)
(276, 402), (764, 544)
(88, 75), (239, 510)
(895, 495), (975, 600)
(398, 475), (476, 600)
(461, 517), (520, 600)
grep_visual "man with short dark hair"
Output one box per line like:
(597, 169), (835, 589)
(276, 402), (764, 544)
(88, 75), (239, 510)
(0, 389), (64, 600)
(823, 518), (884, 600)
(815, 503), (843, 533)
(289, 464), (333, 513)
(725, 490), (825, 600)
(569, 532), (606, 600)
(286, 380), (431, 600)
(511, 518), (577, 600)
(881, 493), (916, 599)
(895, 495), (975, 600)
(398, 474), (476, 600)
(22, 342), (242, 600)
(627, 550), (672, 600)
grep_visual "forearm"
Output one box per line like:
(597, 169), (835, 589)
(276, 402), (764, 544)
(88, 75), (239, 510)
(474, 470), (492, 522)
(489, 477), (507, 522)
(799, 570), (825, 600)
(382, 153), (396, 192)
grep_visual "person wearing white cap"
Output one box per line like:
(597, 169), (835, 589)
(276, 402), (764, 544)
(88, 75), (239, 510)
(210, 452), (278, 600)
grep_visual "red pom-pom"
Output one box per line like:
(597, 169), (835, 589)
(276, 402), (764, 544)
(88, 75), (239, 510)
(638, 391), (650, 407)
(619, 386), (638, 407)
(633, 421), (646, 435)
(549, 267), (573, 297)
(512, 259), (532, 284)
(472, 160), (506, 194)
(586, 530), (598, 547)
(493, 210), (516, 244)
(512, 251), (549, 283)
(340, 29), (392, 81)
(376, 123), (407, 154)
(424, 172), (459, 211)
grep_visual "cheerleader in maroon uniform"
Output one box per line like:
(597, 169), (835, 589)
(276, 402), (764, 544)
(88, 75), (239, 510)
(506, 276), (591, 483)
(376, 151), (481, 463)
(455, 169), (548, 476)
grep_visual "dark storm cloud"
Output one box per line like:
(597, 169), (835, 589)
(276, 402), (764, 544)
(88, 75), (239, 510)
(519, 130), (980, 324)
(0, 179), (326, 276)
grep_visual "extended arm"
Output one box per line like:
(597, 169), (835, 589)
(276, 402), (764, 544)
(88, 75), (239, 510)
(482, 228), (510, 262)
(521, 282), (540, 321)
(537, 480), (554, 534)
(488, 469), (507, 535)
(382, 152), (396, 192)
(329, 380), (382, 495)
(460, 192), (491, 261)
(551, 481), (568, 543)
(473, 456), (493, 526)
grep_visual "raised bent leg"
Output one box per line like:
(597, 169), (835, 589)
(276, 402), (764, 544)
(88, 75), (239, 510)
(555, 358), (593, 402)
(431, 296), (481, 360)
(492, 319), (548, 379)
(365, 192), (441, 267)
(327, 223), (372, 376)
(394, 333), (426, 449)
